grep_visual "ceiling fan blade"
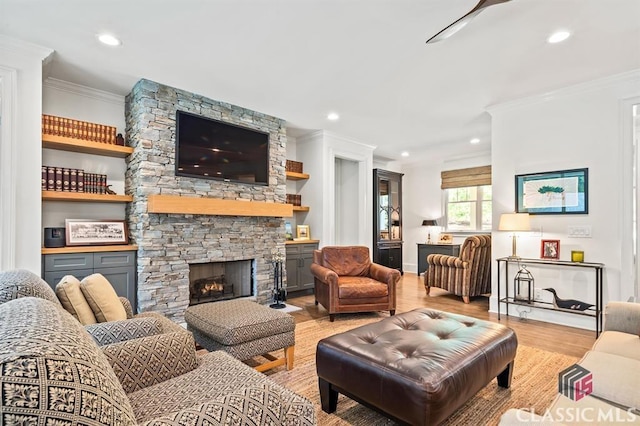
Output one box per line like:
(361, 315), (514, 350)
(426, 0), (511, 44)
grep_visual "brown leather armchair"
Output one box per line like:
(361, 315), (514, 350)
(310, 246), (401, 322)
(424, 234), (491, 303)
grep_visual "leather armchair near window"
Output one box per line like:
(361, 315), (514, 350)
(424, 234), (491, 303)
(310, 246), (400, 322)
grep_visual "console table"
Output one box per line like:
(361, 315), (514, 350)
(496, 257), (604, 337)
(417, 243), (461, 275)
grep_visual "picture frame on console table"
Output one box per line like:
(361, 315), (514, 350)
(65, 219), (129, 246)
(515, 168), (588, 215)
(540, 239), (560, 260)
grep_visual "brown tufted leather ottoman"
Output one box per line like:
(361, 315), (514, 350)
(316, 308), (518, 425)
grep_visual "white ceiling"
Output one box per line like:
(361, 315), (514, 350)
(1, 0), (639, 164)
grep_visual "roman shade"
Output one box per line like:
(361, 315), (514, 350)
(441, 165), (492, 189)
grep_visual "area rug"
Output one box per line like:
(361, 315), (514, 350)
(267, 312), (579, 426)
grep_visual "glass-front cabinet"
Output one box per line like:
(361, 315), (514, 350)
(373, 169), (403, 273)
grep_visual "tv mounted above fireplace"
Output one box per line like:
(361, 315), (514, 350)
(175, 110), (270, 185)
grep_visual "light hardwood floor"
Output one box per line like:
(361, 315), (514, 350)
(287, 272), (594, 358)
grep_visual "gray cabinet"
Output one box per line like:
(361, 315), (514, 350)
(42, 250), (137, 309)
(285, 242), (318, 292)
(417, 243), (461, 275)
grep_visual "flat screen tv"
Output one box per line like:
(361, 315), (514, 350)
(175, 110), (270, 185)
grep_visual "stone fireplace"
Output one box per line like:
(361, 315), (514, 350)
(189, 260), (254, 305)
(125, 79), (287, 323)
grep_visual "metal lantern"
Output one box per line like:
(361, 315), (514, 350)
(514, 264), (534, 303)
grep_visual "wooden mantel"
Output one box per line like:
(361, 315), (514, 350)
(147, 195), (294, 217)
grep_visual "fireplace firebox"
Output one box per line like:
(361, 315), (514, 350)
(189, 260), (254, 305)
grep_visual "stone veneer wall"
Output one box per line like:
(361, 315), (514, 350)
(125, 79), (287, 322)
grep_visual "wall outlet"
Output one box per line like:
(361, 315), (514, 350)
(534, 288), (543, 301)
(568, 225), (592, 238)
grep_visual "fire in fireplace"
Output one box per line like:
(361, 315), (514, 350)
(189, 260), (253, 305)
(193, 276), (233, 298)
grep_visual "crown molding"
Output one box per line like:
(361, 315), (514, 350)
(323, 130), (377, 151)
(294, 129), (324, 145)
(294, 129), (376, 150)
(0, 34), (53, 61)
(487, 69), (640, 114)
(44, 78), (125, 106)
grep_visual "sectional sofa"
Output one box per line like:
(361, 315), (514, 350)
(0, 269), (316, 425)
(500, 301), (640, 424)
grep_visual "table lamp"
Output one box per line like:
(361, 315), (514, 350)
(498, 213), (530, 258)
(421, 219), (439, 244)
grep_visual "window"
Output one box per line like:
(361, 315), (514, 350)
(440, 165), (492, 232)
(445, 185), (492, 231)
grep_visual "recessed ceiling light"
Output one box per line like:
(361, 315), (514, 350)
(470, 138), (480, 144)
(547, 31), (570, 44)
(97, 33), (122, 46)
(327, 112), (340, 121)
(401, 151), (409, 157)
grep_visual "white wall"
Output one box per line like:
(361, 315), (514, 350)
(41, 79), (127, 234)
(296, 131), (375, 247)
(396, 154), (491, 274)
(295, 131), (325, 242)
(489, 70), (640, 330)
(0, 36), (53, 272)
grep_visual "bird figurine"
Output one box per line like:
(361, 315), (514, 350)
(543, 288), (594, 311)
(105, 185), (117, 195)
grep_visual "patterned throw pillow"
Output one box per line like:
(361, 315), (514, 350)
(56, 274), (98, 324)
(0, 297), (137, 425)
(80, 273), (128, 322)
(87, 317), (163, 346)
(102, 331), (199, 394)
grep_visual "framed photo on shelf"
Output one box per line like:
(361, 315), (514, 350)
(284, 221), (293, 240)
(65, 219), (129, 246)
(515, 168), (588, 215)
(540, 239), (560, 260)
(296, 225), (310, 240)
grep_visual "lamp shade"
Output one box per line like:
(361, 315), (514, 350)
(498, 213), (530, 232)
(422, 219), (438, 227)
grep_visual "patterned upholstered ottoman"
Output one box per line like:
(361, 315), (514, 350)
(316, 308), (518, 425)
(185, 299), (295, 372)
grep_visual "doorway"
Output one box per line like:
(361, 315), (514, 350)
(334, 157), (360, 245)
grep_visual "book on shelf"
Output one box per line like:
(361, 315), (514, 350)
(46, 166), (54, 191)
(70, 169), (77, 192)
(54, 167), (63, 192)
(77, 169), (84, 193)
(42, 166), (111, 195)
(42, 114), (117, 145)
(62, 168), (70, 192)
